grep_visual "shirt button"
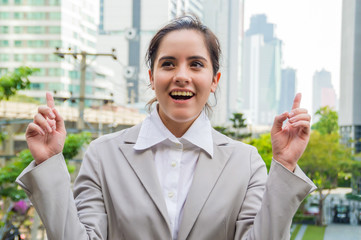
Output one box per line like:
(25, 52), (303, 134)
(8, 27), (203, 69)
(171, 161), (177, 167)
(168, 192), (174, 198)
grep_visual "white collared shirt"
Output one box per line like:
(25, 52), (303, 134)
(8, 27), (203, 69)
(134, 107), (213, 240)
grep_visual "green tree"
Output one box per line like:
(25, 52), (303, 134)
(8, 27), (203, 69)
(246, 133), (273, 171)
(298, 131), (353, 225)
(0, 66), (38, 145)
(214, 112), (251, 140)
(311, 106), (338, 135)
(0, 66), (37, 101)
(229, 112), (251, 140)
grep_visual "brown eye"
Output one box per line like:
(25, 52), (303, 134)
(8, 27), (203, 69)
(191, 61), (204, 68)
(161, 61), (174, 68)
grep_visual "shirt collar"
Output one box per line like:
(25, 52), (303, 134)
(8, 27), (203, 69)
(134, 106), (214, 158)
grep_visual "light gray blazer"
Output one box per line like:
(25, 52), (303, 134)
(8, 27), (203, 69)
(16, 124), (316, 240)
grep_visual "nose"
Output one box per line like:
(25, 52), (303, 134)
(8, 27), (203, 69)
(173, 65), (191, 85)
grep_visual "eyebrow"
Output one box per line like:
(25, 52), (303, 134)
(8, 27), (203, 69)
(158, 55), (208, 62)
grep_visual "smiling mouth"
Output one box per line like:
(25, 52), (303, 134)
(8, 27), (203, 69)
(170, 91), (194, 100)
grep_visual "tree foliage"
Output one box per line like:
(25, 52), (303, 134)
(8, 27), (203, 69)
(311, 106), (338, 135)
(246, 133), (273, 171)
(0, 66), (37, 101)
(214, 112), (251, 140)
(299, 106), (359, 225)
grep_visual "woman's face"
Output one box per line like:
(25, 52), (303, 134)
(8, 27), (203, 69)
(149, 29), (220, 129)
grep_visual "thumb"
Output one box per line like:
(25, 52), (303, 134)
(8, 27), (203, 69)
(271, 112), (288, 135)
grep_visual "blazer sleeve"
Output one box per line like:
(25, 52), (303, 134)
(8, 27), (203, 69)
(16, 142), (107, 240)
(234, 147), (316, 240)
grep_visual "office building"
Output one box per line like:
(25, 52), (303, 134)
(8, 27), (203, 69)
(339, 0), (361, 154)
(0, 0), (114, 106)
(312, 69), (337, 121)
(202, 0), (244, 125)
(241, 14), (282, 126)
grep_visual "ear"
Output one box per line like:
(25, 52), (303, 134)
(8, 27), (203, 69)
(211, 72), (221, 93)
(148, 70), (155, 90)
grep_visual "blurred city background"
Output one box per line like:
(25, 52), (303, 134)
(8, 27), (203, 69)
(0, 0), (360, 239)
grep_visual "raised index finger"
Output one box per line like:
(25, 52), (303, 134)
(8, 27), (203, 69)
(292, 93), (302, 110)
(46, 92), (55, 109)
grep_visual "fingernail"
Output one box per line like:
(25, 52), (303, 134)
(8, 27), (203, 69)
(289, 112), (294, 117)
(47, 126), (52, 133)
(49, 112), (55, 119)
(40, 129), (45, 136)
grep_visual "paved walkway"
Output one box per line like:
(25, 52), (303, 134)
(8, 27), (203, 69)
(294, 225), (308, 240)
(324, 224), (361, 240)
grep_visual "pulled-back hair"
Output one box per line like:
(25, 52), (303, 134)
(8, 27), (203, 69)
(146, 15), (221, 76)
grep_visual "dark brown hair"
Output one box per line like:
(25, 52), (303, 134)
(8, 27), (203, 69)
(145, 15), (221, 112)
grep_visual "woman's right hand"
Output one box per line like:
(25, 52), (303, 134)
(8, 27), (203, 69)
(26, 92), (67, 165)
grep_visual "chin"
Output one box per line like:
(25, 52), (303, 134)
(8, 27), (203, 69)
(169, 111), (199, 123)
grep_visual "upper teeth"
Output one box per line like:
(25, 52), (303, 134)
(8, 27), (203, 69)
(171, 91), (194, 96)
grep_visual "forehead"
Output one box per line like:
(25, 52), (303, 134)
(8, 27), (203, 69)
(156, 29), (210, 59)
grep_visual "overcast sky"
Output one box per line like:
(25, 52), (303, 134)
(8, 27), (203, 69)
(244, 0), (342, 111)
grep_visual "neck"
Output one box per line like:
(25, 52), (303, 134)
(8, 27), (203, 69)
(157, 107), (199, 138)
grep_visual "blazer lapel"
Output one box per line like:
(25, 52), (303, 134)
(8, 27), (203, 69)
(178, 131), (233, 240)
(118, 125), (171, 232)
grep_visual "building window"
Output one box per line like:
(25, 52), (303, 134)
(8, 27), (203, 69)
(14, 12), (25, 19)
(30, 82), (44, 90)
(28, 12), (46, 20)
(0, 26), (8, 33)
(14, 40), (23, 47)
(48, 68), (64, 77)
(0, 54), (10, 62)
(14, 26), (23, 34)
(49, 82), (64, 91)
(69, 70), (80, 79)
(27, 26), (46, 34)
(28, 54), (46, 62)
(14, 54), (25, 62)
(49, 54), (60, 62)
(28, 0), (45, 6)
(0, 40), (9, 47)
(48, 26), (61, 34)
(49, 12), (61, 20)
(87, 40), (96, 48)
(27, 40), (45, 47)
(49, 40), (62, 47)
(0, 12), (10, 19)
(48, 0), (60, 6)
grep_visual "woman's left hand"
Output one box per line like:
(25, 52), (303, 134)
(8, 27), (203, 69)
(271, 93), (311, 172)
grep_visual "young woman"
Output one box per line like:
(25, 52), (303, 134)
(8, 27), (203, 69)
(17, 16), (315, 240)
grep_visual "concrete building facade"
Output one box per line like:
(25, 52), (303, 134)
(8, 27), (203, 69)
(202, 0), (244, 125)
(339, 0), (361, 153)
(0, 0), (114, 106)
